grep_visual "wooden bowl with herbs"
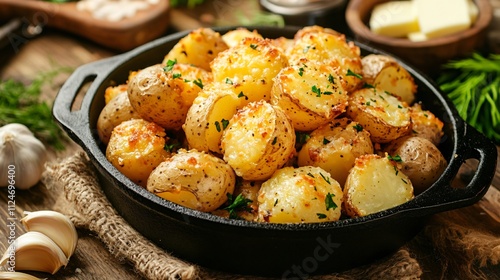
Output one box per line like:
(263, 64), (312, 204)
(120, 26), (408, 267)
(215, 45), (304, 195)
(345, 0), (493, 76)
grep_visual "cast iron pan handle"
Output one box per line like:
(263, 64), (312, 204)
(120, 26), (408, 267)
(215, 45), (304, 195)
(405, 124), (497, 217)
(53, 55), (123, 146)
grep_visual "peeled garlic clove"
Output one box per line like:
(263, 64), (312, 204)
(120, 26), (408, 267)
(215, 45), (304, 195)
(0, 271), (42, 280)
(0, 232), (68, 275)
(21, 210), (78, 259)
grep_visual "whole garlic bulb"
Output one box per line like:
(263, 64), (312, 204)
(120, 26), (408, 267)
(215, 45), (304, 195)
(0, 123), (47, 190)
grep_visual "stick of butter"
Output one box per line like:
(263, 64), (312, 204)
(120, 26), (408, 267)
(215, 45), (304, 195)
(370, 1), (419, 37)
(414, 0), (471, 38)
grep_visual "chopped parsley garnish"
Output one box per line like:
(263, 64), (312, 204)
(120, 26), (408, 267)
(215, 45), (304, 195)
(238, 91), (248, 100)
(272, 137), (278, 145)
(346, 69), (362, 79)
(328, 74), (335, 84)
(215, 119), (229, 132)
(164, 141), (181, 153)
(173, 73), (182, 79)
(163, 59), (177, 72)
(250, 44), (258, 50)
(401, 178), (408, 184)
(192, 78), (204, 89)
(363, 83), (375, 89)
(303, 45), (311, 53)
(298, 67), (305, 77)
(307, 172), (315, 178)
(274, 199), (279, 206)
(317, 213), (327, 219)
(322, 138), (331, 145)
(224, 193), (253, 219)
(353, 124), (363, 132)
(312, 85), (333, 97)
(320, 173), (331, 185)
(325, 193), (337, 210)
(296, 132), (311, 144)
(388, 154), (403, 162)
(225, 77), (233, 85)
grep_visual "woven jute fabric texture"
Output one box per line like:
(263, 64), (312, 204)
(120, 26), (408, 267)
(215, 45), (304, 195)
(42, 152), (499, 280)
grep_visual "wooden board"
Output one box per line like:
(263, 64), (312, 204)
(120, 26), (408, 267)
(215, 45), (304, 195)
(0, 0), (171, 51)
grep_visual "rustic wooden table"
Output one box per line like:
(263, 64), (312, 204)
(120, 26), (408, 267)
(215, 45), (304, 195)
(1, 1), (499, 279)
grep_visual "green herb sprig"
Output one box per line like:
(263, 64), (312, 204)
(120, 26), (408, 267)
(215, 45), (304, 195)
(437, 53), (500, 143)
(0, 69), (72, 150)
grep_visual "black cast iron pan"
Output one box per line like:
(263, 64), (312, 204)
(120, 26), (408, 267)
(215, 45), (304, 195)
(52, 26), (497, 277)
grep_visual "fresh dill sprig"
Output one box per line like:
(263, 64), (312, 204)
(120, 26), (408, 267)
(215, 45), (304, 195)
(0, 68), (73, 150)
(437, 53), (500, 144)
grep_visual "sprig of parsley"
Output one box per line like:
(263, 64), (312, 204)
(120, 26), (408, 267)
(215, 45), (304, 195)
(437, 53), (500, 143)
(224, 193), (253, 219)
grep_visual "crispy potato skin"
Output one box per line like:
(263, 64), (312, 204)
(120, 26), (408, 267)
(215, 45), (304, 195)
(147, 149), (235, 212)
(362, 54), (417, 105)
(346, 88), (411, 143)
(210, 37), (289, 104)
(343, 154), (414, 217)
(288, 30), (364, 93)
(106, 119), (170, 187)
(182, 82), (242, 154)
(97, 91), (141, 145)
(221, 28), (263, 48)
(384, 136), (447, 194)
(410, 103), (444, 145)
(297, 118), (374, 187)
(127, 63), (211, 130)
(271, 59), (348, 131)
(163, 28), (228, 71)
(257, 166), (343, 223)
(221, 101), (295, 181)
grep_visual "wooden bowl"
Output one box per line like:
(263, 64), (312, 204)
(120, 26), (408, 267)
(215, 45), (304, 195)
(346, 0), (493, 77)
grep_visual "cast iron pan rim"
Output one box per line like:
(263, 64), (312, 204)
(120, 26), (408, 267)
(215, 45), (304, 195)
(63, 25), (481, 232)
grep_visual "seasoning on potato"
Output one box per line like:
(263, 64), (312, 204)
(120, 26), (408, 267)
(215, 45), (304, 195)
(343, 154), (414, 217)
(106, 118), (170, 187)
(297, 118), (374, 187)
(257, 166), (343, 223)
(221, 100), (296, 181)
(147, 149), (236, 212)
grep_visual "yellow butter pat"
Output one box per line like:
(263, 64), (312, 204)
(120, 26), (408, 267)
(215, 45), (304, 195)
(414, 0), (471, 38)
(370, 1), (419, 38)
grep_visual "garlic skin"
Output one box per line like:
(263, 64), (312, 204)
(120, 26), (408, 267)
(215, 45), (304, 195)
(21, 210), (78, 259)
(0, 123), (47, 190)
(0, 232), (68, 275)
(0, 271), (42, 280)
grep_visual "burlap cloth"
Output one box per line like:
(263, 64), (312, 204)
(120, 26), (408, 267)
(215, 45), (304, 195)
(42, 152), (500, 280)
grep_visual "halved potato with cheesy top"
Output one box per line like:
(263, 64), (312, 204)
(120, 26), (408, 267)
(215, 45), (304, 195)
(106, 119), (170, 187)
(346, 87), (411, 143)
(257, 166), (343, 223)
(344, 154), (414, 217)
(221, 100), (295, 181)
(271, 59), (348, 131)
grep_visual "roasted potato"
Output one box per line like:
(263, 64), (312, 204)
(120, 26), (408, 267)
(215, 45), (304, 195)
(221, 28), (263, 47)
(210, 37), (289, 104)
(288, 29), (364, 93)
(384, 136), (447, 194)
(103, 71), (139, 104)
(212, 179), (262, 221)
(346, 88), (412, 143)
(410, 103), (444, 145)
(127, 63), (211, 130)
(97, 91), (141, 145)
(271, 59), (348, 131)
(221, 100), (295, 181)
(162, 28), (228, 71)
(362, 54), (417, 105)
(147, 149), (236, 212)
(106, 119), (170, 187)
(297, 118), (374, 187)
(183, 82), (242, 154)
(257, 166), (343, 223)
(344, 154), (414, 217)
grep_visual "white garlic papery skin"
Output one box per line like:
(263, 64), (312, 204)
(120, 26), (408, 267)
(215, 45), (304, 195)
(0, 123), (47, 190)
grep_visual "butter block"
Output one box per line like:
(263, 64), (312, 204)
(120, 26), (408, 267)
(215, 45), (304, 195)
(370, 1), (419, 37)
(414, 0), (471, 38)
